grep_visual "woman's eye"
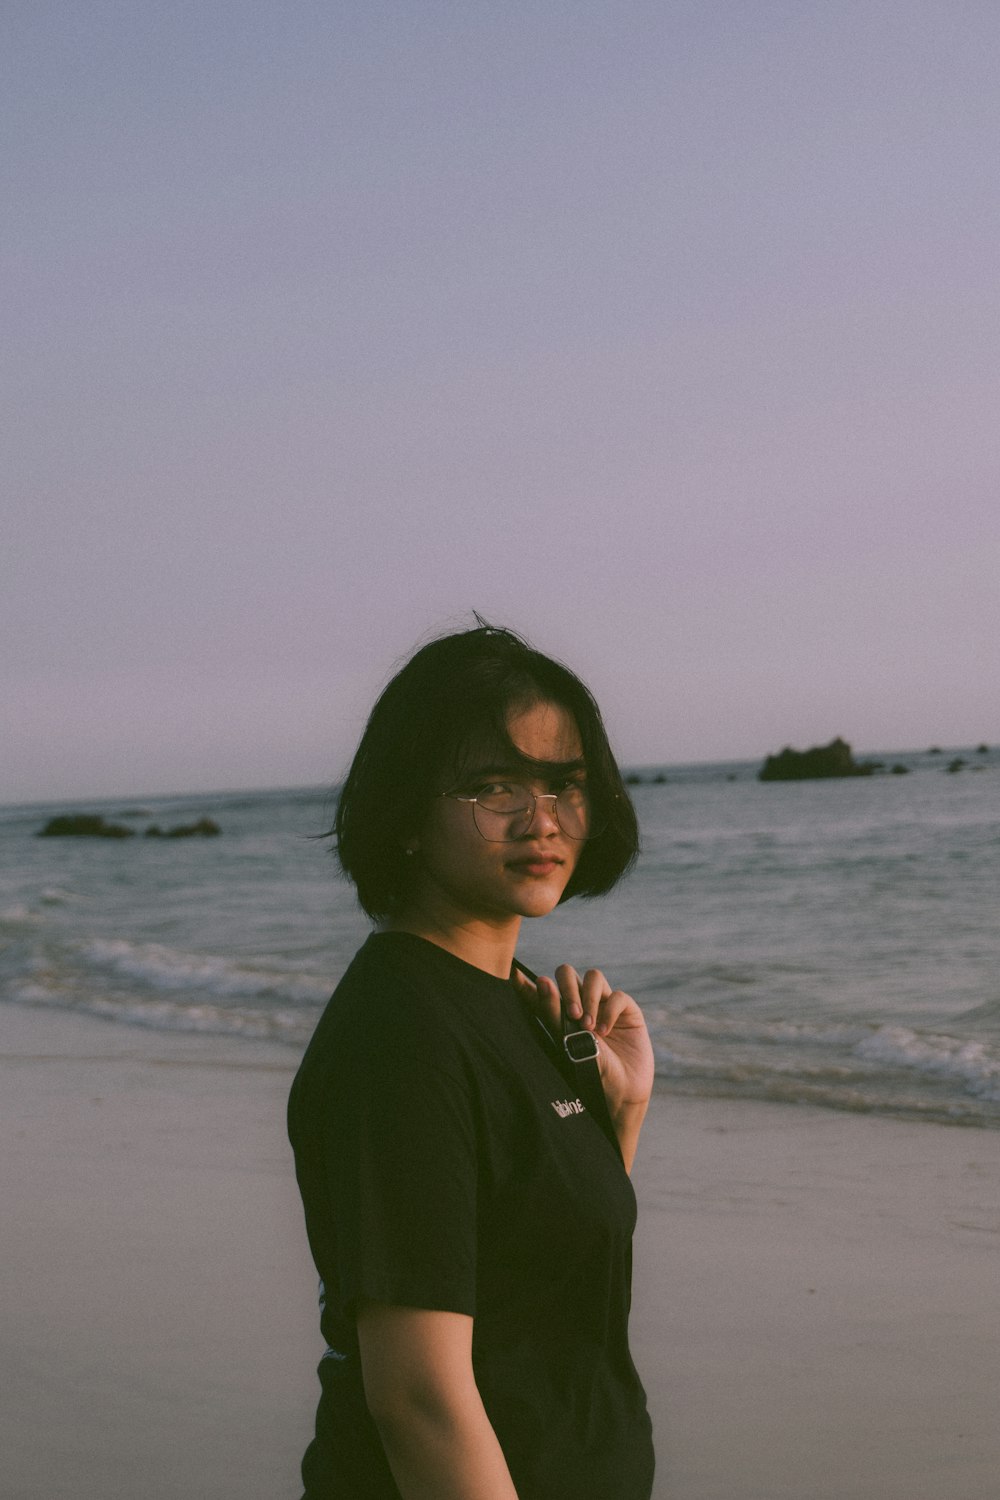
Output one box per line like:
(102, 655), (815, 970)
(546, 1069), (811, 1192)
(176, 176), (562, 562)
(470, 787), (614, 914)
(476, 781), (516, 798)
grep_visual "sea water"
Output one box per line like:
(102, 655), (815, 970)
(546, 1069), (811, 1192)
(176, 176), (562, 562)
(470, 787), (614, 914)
(2, 749), (998, 1127)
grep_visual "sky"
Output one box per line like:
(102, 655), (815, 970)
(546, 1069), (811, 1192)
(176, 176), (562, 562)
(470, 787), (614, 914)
(5, 0), (999, 802)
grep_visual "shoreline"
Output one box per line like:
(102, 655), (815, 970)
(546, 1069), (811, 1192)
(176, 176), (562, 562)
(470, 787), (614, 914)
(3, 1001), (998, 1499)
(9, 993), (1000, 1135)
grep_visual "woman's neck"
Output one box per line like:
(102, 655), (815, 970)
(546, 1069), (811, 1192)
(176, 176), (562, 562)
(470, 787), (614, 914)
(384, 900), (521, 980)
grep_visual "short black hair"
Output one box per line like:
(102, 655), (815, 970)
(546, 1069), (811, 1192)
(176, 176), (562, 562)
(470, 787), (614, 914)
(333, 621), (639, 921)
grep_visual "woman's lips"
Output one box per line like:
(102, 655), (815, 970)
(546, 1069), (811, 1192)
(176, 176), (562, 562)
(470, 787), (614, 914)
(507, 855), (564, 877)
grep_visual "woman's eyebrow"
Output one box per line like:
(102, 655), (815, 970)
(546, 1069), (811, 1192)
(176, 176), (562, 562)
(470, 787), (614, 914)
(459, 763), (522, 780)
(465, 757), (587, 779)
(540, 757), (588, 776)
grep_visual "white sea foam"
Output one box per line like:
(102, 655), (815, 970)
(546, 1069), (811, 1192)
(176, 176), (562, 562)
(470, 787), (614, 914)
(79, 937), (330, 1004)
(84, 994), (313, 1041)
(855, 1025), (1000, 1102)
(645, 1008), (1000, 1120)
(0, 904), (38, 925)
(1, 887), (78, 922)
(39, 887), (76, 906)
(9, 982), (61, 1005)
(8, 979), (314, 1043)
(655, 1009), (870, 1053)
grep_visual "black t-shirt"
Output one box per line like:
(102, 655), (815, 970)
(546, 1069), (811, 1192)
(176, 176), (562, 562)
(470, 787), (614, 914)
(287, 931), (654, 1500)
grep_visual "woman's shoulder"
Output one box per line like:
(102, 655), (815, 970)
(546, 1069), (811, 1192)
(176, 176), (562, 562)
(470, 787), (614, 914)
(304, 931), (504, 1069)
(336, 930), (479, 1006)
(339, 931), (511, 1012)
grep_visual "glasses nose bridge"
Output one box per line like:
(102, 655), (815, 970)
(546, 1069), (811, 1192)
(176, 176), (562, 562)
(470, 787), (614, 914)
(524, 788), (562, 833)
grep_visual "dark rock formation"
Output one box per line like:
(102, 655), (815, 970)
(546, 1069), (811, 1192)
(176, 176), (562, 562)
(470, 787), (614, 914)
(946, 758), (966, 774)
(976, 744), (989, 754)
(145, 816), (221, 838)
(39, 812), (221, 840)
(168, 816), (221, 837)
(759, 737), (875, 782)
(38, 814), (135, 839)
(890, 764), (910, 775)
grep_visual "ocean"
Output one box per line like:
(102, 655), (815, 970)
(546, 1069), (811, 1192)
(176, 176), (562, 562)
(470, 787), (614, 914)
(2, 747), (998, 1128)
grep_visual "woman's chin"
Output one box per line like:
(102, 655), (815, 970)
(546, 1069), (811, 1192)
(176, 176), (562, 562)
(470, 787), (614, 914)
(506, 877), (571, 919)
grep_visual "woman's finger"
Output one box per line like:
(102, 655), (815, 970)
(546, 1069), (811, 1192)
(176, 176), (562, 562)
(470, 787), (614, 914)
(579, 968), (612, 1030)
(554, 963), (583, 1020)
(540, 974), (566, 1032)
(594, 988), (631, 1036)
(514, 968), (564, 1033)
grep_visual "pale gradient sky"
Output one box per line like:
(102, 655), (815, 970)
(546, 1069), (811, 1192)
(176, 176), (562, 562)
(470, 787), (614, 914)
(5, 1), (999, 802)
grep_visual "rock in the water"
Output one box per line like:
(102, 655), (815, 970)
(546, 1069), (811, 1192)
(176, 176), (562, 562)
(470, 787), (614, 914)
(38, 814), (135, 839)
(759, 737), (875, 782)
(161, 816), (221, 838)
(946, 758), (966, 774)
(146, 817), (221, 837)
(39, 812), (221, 839)
(890, 763), (910, 775)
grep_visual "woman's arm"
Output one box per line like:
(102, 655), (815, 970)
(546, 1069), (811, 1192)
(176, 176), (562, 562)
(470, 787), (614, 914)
(357, 1301), (519, 1500)
(514, 965), (655, 1173)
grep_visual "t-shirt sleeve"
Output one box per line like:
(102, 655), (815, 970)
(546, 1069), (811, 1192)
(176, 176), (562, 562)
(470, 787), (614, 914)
(320, 1004), (479, 1321)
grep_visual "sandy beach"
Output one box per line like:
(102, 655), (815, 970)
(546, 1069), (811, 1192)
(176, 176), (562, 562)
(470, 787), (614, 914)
(2, 1001), (997, 1500)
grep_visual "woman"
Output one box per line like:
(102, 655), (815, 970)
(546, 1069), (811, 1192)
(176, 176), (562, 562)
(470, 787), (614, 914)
(288, 622), (655, 1499)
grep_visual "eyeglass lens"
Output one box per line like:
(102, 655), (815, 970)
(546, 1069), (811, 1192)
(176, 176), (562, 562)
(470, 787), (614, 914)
(472, 783), (598, 842)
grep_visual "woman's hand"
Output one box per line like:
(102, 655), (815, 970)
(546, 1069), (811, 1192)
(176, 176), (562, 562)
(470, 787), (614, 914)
(514, 965), (655, 1171)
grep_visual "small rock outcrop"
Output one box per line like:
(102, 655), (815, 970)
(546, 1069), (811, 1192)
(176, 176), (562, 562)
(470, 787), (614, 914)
(145, 817), (221, 838)
(38, 814), (135, 839)
(38, 812), (222, 839)
(759, 737), (875, 782)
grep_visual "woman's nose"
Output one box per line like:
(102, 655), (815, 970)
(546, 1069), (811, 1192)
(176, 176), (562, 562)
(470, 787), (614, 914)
(526, 792), (561, 835)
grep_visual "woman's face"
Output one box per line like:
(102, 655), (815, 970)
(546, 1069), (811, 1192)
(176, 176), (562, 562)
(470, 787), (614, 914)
(407, 698), (586, 929)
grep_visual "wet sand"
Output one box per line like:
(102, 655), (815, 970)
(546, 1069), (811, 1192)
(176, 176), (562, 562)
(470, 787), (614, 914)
(2, 1002), (997, 1499)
